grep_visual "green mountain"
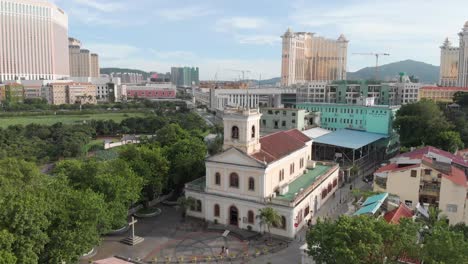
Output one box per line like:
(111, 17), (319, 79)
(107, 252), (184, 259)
(100, 68), (150, 79)
(347, 59), (439, 83)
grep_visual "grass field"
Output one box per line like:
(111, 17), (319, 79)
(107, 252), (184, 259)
(0, 112), (148, 128)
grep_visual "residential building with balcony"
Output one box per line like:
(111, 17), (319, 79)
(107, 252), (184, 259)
(185, 107), (340, 238)
(373, 146), (468, 225)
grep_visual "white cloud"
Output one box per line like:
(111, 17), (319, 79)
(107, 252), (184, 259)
(290, 0), (468, 68)
(149, 50), (197, 60)
(156, 6), (216, 21)
(73, 0), (125, 12)
(215, 17), (268, 32)
(235, 35), (280, 45)
(86, 43), (140, 61)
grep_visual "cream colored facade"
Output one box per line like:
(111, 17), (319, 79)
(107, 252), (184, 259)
(418, 86), (468, 103)
(374, 150), (468, 225)
(0, 0), (69, 81)
(43, 82), (97, 105)
(458, 22), (468, 87)
(439, 38), (459, 87)
(69, 37), (100, 78)
(281, 28), (348, 86)
(439, 21), (468, 87)
(185, 108), (340, 238)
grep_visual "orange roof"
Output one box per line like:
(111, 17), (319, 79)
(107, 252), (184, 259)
(421, 86), (468, 91)
(443, 166), (467, 187)
(375, 163), (420, 174)
(384, 203), (414, 224)
(93, 257), (133, 264)
(251, 129), (308, 163)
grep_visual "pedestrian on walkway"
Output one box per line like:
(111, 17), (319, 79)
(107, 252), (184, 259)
(225, 247), (229, 256)
(220, 246), (225, 256)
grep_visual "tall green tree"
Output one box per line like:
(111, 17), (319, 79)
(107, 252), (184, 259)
(164, 137), (207, 188)
(434, 131), (464, 153)
(394, 100), (453, 148)
(306, 216), (420, 264)
(119, 145), (170, 202)
(155, 123), (190, 147)
(0, 159), (51, 264)
(422, 223), (468, 263)
(40, 176), (107, 263)
(54, 159), (144, 230)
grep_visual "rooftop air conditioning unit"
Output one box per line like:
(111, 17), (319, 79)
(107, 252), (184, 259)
(279, 184), (289, 195)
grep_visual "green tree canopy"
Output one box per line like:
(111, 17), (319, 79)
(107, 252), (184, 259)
(155, 123), (191, 147)
(163, 137), (207, 189)
(394, 100), (454, 149)
(54, 159), (144, 229)
(119, 144), (170, 202)
(0, 159), (51, 264)
(306, 216), (420, 264)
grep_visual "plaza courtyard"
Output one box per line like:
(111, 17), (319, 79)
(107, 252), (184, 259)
(81, 205), (289, 263)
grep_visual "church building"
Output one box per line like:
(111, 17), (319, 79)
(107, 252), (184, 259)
(185, 107), (340, 238)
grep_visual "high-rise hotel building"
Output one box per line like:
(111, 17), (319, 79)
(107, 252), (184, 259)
(0, 0), (69, 81)
(439, 21), (468, 87)
(69, 37), (100, 78)
(281, 28), (348, 86)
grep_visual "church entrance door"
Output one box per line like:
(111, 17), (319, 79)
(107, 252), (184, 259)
(229, 206), (238, 226)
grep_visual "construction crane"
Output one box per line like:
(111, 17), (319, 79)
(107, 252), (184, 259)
(226, 69), (251, 82)
(352, 53), (390, 80)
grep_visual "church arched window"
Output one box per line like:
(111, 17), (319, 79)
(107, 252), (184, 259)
(232, 126), (239, 139)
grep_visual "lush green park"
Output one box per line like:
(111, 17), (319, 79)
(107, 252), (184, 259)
(0, 112), (148, 128)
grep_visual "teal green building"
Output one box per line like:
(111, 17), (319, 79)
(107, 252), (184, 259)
(296, 103), (399, 135)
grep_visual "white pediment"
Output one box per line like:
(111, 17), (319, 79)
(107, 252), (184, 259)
(206, 148), (266, 168)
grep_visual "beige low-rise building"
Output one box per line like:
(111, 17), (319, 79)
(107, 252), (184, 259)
(42, 82), (97, 105)
(185, 107), (340, 238)
(419, 86), (468, 103)
(373, 146), (468, 224)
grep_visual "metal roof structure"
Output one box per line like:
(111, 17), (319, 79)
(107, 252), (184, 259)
(354, 192), (388, 216)
(314, 129), (388, 149)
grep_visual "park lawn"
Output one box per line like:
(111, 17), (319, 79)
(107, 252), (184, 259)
(0, 112), (148, 128)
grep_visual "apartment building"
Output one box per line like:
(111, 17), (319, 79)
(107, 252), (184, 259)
(295, 75), (421, 106)
(259, 108), (320, 134)
(439, 21), (468, 87)
(374, 146), (468, 225)
(42, 82), (97, 105)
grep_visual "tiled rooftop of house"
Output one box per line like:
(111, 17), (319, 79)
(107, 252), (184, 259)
(399, 146), (468, 167)
(275, 164), (335, 201)
(251, 129), (310, 164)
(384, 203), (414, 224)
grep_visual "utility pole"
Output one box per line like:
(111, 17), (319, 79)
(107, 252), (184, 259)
(352, 53), (390, 80)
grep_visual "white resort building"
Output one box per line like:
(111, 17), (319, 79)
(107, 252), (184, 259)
(185, 107), (340, 238)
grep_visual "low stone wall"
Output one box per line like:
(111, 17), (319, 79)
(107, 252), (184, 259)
(128, 191), (174, 216)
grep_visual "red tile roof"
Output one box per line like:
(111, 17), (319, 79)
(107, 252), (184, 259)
(284, 129), (312, 143)
(399, 146), (468, 168)
(384, 203), (414, 224)
(421, 86), (468, 91)
(251, 129), (308, 163)
(443, 166), (467, 187)
(375, 163), (420, 174)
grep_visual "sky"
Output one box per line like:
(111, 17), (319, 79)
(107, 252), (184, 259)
(51, 0), (468, 80)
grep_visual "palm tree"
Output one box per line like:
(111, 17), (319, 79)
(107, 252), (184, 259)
(257, 207), (281, 242)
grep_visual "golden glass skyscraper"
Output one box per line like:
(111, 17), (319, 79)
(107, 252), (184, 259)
(0, 0), (69, 81)
(281, 28), (348, 86)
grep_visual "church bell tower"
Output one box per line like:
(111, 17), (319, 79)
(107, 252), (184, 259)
(222, 107), (262, 155)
